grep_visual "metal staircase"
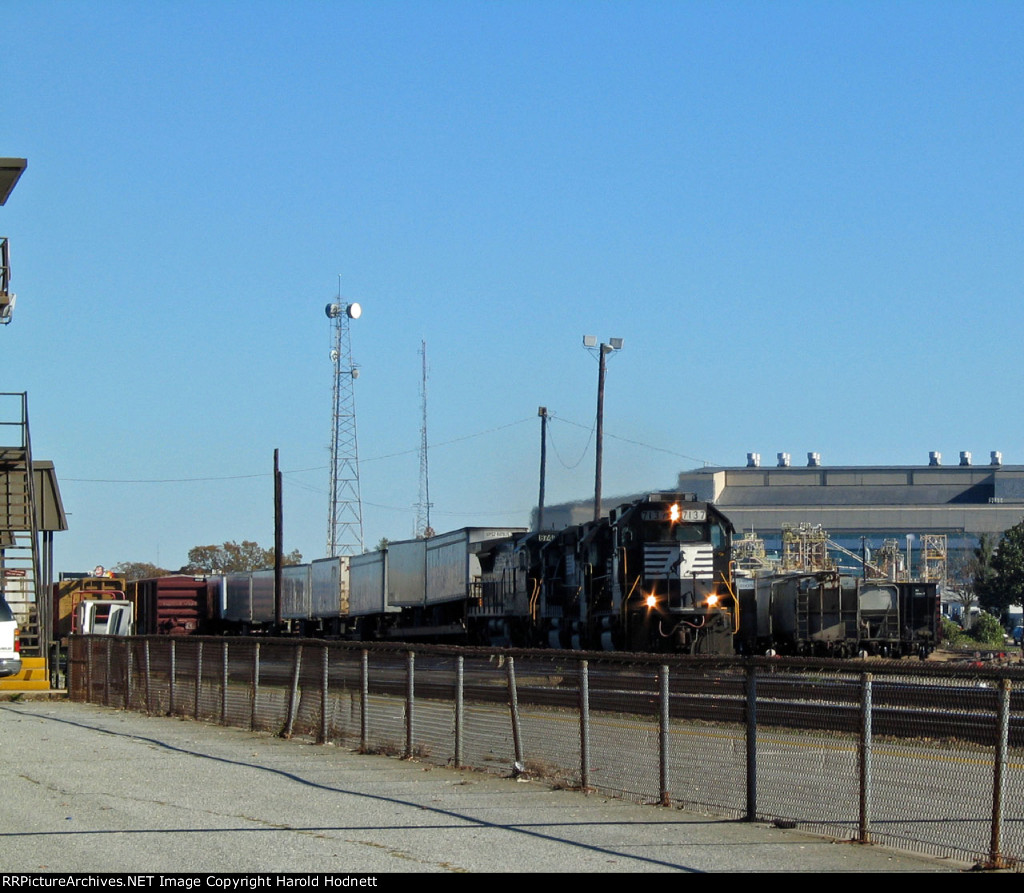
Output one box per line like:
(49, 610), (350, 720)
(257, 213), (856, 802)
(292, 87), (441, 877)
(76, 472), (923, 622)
(0, 393), (41, 655)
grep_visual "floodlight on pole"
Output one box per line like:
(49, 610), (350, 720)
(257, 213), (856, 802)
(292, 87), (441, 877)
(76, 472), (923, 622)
(325, 279), (365, 557)
(583, 336), (624, 521)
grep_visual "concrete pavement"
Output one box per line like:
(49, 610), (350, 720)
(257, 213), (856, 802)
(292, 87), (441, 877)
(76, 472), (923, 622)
(0, 698), (970, 873)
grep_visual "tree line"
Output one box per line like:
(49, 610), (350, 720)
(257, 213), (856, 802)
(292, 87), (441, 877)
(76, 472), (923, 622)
(112, 540), (302, 581)
(974, 522), (1024, 620)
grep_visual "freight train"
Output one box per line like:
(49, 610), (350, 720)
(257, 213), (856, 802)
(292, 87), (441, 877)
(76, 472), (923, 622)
(53, 492), (941, 657)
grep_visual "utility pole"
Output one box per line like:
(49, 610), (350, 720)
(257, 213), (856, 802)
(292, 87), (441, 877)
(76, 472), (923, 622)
(274, 448), (282, 628)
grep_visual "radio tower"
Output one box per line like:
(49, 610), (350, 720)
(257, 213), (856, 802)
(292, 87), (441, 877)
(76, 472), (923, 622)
(414, 340), (433, 538)
(325, 279), (365, 557)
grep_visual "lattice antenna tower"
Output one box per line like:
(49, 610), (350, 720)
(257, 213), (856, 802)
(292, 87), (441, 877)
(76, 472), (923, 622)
(325, 279), (365, 557)
(414, 340), (433, 538)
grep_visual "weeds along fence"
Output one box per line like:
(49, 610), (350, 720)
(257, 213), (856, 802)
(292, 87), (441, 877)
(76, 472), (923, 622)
(69, 635), (1024, 870)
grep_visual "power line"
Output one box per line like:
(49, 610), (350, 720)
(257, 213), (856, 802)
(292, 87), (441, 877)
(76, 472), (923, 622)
(63, 414), (717, 484)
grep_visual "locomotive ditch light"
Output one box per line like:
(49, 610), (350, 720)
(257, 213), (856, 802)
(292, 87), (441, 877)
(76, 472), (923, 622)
(705, 593), (720, 607)
(645, 594), (657, 609)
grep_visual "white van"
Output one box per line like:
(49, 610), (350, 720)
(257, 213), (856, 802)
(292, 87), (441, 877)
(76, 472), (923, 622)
(0, 594), (22, 677)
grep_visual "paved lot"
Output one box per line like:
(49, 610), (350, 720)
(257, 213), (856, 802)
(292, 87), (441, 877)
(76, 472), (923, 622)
(0, 698), (970, 873)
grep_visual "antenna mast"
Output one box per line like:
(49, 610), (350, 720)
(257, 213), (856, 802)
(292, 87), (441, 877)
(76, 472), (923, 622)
(325, 277), (365, 556)
(414, 340), (433, 538)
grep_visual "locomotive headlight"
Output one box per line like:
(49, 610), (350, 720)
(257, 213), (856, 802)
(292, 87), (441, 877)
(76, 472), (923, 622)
(669, 504), (680, 522)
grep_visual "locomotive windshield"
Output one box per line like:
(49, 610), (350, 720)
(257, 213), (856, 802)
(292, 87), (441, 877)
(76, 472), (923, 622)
(641, 521), (708, 544)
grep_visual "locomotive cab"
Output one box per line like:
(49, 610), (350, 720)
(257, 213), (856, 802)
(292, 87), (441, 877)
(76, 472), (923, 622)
(590, 492), (736, 653)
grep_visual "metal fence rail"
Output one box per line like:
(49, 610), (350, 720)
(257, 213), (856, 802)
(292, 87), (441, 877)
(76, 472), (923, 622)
(69, 636), (1024, 870)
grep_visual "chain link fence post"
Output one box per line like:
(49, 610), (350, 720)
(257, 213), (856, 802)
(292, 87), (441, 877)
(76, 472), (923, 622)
(320, 644), (329, 744)
(85, 638), (93, 704)
(360, 649), (369, 754)
(124, 639), (133, 711)
(580, 659), (591, 793)
(987, 677), (1011, 869)
(251, 641), (261, 731)
(143, 638), (151, 715)
(220, 640), (229, 725)
(285, 645), (303, 739)
(168, 639), (176, 716)
(659, 664), (670, 806)
(194, 641), (203, 720)
(745, 661), (757, 821)
(455, 655), (465, 768)
(507, 655), (524, 769)
(405, 650), (415, 759)
(104, 638), (111, 707)
(859, 672), (873, 844)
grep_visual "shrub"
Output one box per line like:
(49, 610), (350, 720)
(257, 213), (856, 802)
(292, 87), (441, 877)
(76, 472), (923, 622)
(968, 612), (1006, 648)
(941, 617), (966, 647)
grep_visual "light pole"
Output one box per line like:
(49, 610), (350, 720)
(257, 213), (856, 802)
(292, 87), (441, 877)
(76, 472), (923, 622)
(583, 335), (624, 521)
(537, 406), (548, 530)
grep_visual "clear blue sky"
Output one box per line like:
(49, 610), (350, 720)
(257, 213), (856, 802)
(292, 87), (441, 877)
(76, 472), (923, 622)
(4, 1), (1024, 573)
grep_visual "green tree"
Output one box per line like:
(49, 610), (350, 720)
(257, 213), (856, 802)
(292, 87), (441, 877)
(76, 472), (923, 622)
(977, 524), (1024, 619)
(112, 561), (173, 581)
(181, 541), (302, 574)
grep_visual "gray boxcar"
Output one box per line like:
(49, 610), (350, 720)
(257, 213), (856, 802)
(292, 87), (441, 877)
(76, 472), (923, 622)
(349, 548), (393, 616)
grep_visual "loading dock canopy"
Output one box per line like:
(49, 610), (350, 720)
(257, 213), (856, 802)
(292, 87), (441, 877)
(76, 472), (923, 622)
(0, 461), (67, 533)
(0, 159), (27, 206)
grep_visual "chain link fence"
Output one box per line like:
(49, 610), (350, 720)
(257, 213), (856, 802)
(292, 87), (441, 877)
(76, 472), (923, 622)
(69, 635), (1024, 869)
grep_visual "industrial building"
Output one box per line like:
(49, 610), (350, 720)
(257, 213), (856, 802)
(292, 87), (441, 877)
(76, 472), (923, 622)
(537, 449), (1024, 586)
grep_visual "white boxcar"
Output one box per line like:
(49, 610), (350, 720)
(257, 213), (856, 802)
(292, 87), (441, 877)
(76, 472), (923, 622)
(224, 573), (252, 623)
(250, 570), (275, 624)
(385, 538), (427, 608)
(311, 556), (350, 618)
(281, 564), (312, 621)
(349, 549), (393, 616)
(425, 528), (526, 607)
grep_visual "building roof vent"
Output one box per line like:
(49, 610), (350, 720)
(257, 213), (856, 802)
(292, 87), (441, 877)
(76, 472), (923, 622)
(746, 452), (760, 468)
(807, 452), (821, 467)
(992, 450), (1003, 466)
(929, 451), (942, 467)
(777, 452), (791, 468)
(960, 451), (972, 466)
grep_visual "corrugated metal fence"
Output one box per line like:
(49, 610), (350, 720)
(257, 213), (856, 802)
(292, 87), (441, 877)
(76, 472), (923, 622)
(69, 635), (1024, 870)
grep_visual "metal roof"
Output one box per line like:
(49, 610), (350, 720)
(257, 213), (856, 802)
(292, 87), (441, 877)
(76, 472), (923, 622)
(0, 461), (67, 532)
(0, 159), (27, 206)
